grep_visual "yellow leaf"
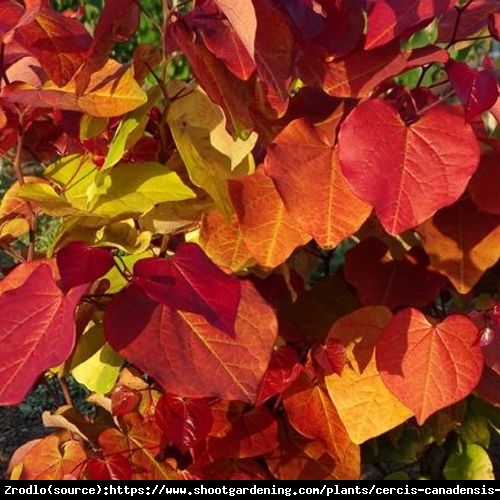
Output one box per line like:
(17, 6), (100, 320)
(0, 217), (30, 242)
(168, 84), (255, 218)
(71, 324), (123, 394)
(325, 306), (412, 444)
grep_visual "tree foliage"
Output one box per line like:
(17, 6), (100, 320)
(1, 0), (500, 480)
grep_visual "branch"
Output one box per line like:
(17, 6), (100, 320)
(13, 112), (37, 261)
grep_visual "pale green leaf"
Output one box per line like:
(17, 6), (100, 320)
(444, 444), (494, 480)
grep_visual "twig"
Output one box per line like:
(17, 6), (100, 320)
(13, 113), (37, 261)
(59, 376), (74, 406)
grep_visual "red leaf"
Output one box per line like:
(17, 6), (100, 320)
(183, 1), (255, 81)
(312, 338), (346, 376)
(338, 99), (480, 234)
(468, 151), (500, 215)
(255, 345), (302, 406)
(155, 394), (213, 454)
(447, 61), (498, 121)
(14, 6), (91, 86)
(365, 0), (454, 50)
(438, 0), (499, 44)
(195, 402), (278, 462)
(0, 262), (82, 405)
(105, 280), (277, 403)
(344, 237), (446, 308)
(1, 0), (42, 43)
(111, 385), (141, 417)
(75, 0), (140, 94)
(133, 242), (241, 338)
(56, 241), (114, 293)
(376, 308), (484, 424)
(214, 0), (257, 60)
(87, 455), (133, 480)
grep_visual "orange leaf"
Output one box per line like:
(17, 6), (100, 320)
(376, 308), (483, 424)
(418, 198), (500, 294)
(266, 432), (342, 480)
(229, 169), (310, 268)
(324, 307), (412, 444)
(21, 435), (86, 480)
(2, 59), (146, 117)
(99, 413), (177, 480)
(199, 211), (255, 272)
(105, 280), (277, 403)
(301, 41), (448, 98)
(264, 119), (371, 249)
(283, 373), (360, 479)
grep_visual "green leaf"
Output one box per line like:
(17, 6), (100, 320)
(40, 155), (196, 218)
(102, 86), (162, 170)
(71, 324), (124, 394)
(90, 162), (196, 216)
(444, 444), (494, 480)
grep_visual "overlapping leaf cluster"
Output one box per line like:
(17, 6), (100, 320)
(1, 0), (500, 480)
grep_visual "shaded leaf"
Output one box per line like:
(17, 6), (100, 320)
(468, 151), (500, 215)
(325, 307), (412, 444)
(266, 430), (342, 480)
(75, 0), (140, 94)
(338, 99), (480, 234)
(98, 413), (177, 480)
(199, 211), (256, 273)
(56, 241), (114, 293)
(87, 454), (133, 480)
(418, 198), (500, 294)
(283, 373), (360, 479)
(365, 0), (453, 50)
(264, 119), (371, 248)
(447, 61), (498, 121)
(133, 242), (241, 338)
(376, 308), (483, 424)
(196, 402), (278, 462)
(229, 169), (311, 268)
(444, 443), (494, 480)
(105, 280), (277, 403)
(344, 237), (446, 308)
